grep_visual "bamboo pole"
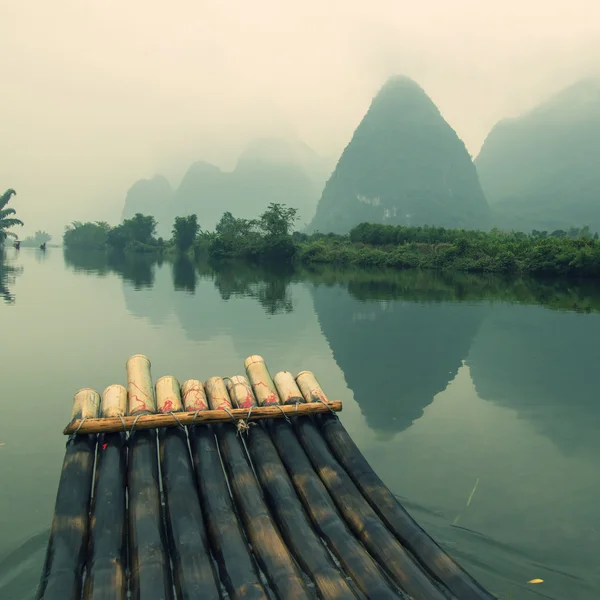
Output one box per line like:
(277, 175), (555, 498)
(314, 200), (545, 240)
(63, 401), (342, 435)
(127, 354), (156, 415)
(236, 371), (359, 600)
(186, 378), (267, 600)
(156, 376), (221, 600)
(126, 355), (173, 600)
(243, 355), (279, 405)
(84, 385), (127, 600)
(269, 371), (404, 599)
(206, 377), (311, 600)
(297, 372), (493, 600)
(181, 379), (209, 411)
(293, 374), (451, 600)
(37, 389), (100, 600)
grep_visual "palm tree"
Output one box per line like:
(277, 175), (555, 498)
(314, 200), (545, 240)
(0, 189), (23, 243)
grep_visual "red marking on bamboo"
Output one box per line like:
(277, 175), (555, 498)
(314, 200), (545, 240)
(237, 393), (254, 409)
(182, 387), (208, 411)
(128, 381), (152, 413)
(159, 399), (174, 413)
(311, 388), (327, 403)
(263, 393), (278, 405)
(214, 396), (232, 410)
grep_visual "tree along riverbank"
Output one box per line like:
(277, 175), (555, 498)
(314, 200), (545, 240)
(62, 206), (600, 278)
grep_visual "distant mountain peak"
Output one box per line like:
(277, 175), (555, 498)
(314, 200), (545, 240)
(309, 76), (489, 233)
(476, 78), (600, 232)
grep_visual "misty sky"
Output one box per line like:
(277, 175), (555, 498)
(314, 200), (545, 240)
(2, 1), (600, 238)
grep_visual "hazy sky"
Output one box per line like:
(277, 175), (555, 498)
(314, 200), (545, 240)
(2, 1), (600, 238)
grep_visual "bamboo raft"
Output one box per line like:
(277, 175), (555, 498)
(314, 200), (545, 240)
(37, 354), (495, 600)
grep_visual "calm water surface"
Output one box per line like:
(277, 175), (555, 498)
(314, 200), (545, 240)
(1, 247), (599, 599)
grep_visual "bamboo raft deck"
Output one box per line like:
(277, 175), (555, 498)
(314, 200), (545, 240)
(37, 354), (495, 600)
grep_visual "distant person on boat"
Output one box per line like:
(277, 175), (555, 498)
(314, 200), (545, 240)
(13, 240), (20, 250)
(40, 242), (46, 251)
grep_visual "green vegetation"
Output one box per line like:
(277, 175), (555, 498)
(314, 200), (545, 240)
(63, 221), (111, 248)
(172, 215), (200, 252)
(63, 214), (164, 253)
(298, 223), (600, 277)
(0, 189), (23, 244)
(62, 203), (298, 262)
(309, 76), (490, 234)
(64, 204), (600, 278)
(209, 203), (298, 260)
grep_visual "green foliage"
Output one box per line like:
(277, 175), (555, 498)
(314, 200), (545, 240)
(63, 221), (111, 248)
(0, 189), (23, 243)
(210, 211), (260, 258)
(107, 213), (158, 251)
(172, 214), (200, 252)
(63, 214), (160, 253)
(208, 203), (298, 261)
(299, 221), (600, 277)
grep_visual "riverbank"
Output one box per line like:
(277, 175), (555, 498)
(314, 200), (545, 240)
(61, 212), (600, 278)
(296, 225), (600, 277)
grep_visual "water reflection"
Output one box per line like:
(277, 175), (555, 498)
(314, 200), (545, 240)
(172, 255), (197, 292)
(468, 305), (600, 455)
(63, 247), (159, 288)
(0, 248), (23, 304)
(62, 248), (600, 451)
(310, 282), (487, 435)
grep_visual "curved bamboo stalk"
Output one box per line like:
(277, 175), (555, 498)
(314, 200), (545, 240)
(229, 374), (359, 600)
(185, 379), (268, 600)
(84, 384), (127, 600)
(268, 371), (405, 599)
(296, 372), (494, 600)
(156, 376), (221, 600)
(37, 389), (100, 600)
(126, 355), (173, 600)
(205, 377), (311, 600)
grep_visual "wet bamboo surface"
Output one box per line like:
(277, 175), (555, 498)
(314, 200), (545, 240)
(226, 375), (359, 600)
(39, 354), (495, 600)
(296, 371), (495, 600)
(84, 385), (127, 600)
(156, 376), (221, 600)
(126, 355), (173, 600)
(37, 389), (100, 600)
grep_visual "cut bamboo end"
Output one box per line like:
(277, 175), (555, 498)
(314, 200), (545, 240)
(244, 355), (279, 406)
(205, 376), (233, 411)
(127, 353), (151, 365)
(71, 388), (101, 421)
(101, 385), (127, 418)
(126, 354), (156, 415)
(156, 376), (183, 413)
(226, 375), (257, 409)
(63, 401), (343, 435)
(243, 354), (264, 370)
(181, 379), (208, 412)
(296, 371), (329, 404)
(273, 372), (304, 405)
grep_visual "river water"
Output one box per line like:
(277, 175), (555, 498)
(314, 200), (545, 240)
(1, 247), (599, 599)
